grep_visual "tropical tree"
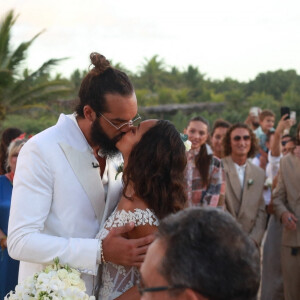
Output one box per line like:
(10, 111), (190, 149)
(0, 10), (71, 121)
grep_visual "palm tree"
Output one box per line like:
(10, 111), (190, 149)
(0, 10), (71, 120)
(138, 55), (167, 92)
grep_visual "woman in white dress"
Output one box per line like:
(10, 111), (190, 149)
(97, 119), (187, 300)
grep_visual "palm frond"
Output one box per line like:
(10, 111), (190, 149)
(0, 68), (13, 87)
(0, 10), (18, 67)
(8, 81), (71, 105)
(30, 57), (69, 78)
(7, 30), (45, 72)
(7, 103), (50, 114)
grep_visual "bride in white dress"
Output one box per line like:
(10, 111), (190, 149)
(97, 119), (187, 300)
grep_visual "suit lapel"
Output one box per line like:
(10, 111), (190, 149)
(59, 142), (105, 224)
(288, 154), (300, 192)
(238, 160), (253, 218)
(226, 157), (243, 202)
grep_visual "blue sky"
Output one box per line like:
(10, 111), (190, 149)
(2, 0), (300, 81)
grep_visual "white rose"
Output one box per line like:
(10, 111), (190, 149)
(57, 269), (69, 280)
(67, 273), (81, 286)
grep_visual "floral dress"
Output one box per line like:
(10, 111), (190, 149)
(97, 208), (159, 300)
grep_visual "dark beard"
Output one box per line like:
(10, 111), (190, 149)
(90, 120), (122, 158)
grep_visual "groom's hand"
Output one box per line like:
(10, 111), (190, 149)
(102, 222), (155, 267)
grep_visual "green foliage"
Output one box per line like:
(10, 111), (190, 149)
(1, 9), (300, 135)
(1, 113), (57, 134)
(0, 10), (71, 124)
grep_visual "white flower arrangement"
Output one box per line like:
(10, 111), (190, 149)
(5, 258), (95, 300)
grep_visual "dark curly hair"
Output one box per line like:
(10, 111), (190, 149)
(122, 120), (187, 219)
(223, 123), (258, 158)
(76, 52), (134, 117)
(186, 116), (211, 187)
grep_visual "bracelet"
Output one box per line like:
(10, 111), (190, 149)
(101, 244), (106, 264)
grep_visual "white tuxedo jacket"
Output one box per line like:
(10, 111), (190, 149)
(7, 114), (123, 294)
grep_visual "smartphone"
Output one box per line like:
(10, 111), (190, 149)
(280, 106), (290, 120)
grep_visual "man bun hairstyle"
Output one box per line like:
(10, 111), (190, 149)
(76, 52), (134, 118)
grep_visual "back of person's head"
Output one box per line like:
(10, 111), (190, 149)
(211, 119), (231, 137)
(6, 138), (27, 172)
(157, 208), (260, 300)
(76, 52), (134, 118)
(123, 120), (187, 219)
(223, 123), (258, 158)
(259, 109), (275, 122)
(0, 128), (23, 174)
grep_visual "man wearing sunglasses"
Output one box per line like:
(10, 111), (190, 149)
(222, 123), (267, 247)
(7, 53), (152, 295)
(139, 208), (260, 300)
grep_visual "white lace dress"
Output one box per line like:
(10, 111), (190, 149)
(97, 208), (159, 300)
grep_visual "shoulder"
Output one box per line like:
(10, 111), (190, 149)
(280, 153), (297, 169)
(221, 156), (232, 170)
(247, 160), (265, 177)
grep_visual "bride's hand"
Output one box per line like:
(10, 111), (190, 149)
(102, 222), (155, 267)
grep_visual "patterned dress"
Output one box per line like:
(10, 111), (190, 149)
(185, 147), (225, 207)
(97, 208), (159, 300)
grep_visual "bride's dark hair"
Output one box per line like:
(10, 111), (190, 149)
(122, 120), (187, 219)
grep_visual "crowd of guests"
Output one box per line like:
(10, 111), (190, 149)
(183, 108), (300, 300)
(0, 54), (299, 300)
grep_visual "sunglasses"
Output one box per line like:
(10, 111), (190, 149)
(281, 140), (291, 146)
(233, 135), (250, 141)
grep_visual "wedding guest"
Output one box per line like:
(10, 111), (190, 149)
(139, 207), (260, 300)
(0, 137), (27, 299)
(184, 116), (225, 208)
(273, 147), (300, 300)
(97, 119), (187, 300)
(0, 128), (23, 175)
(211, 119), (230, 159)
(244, 106), (261, 131)
(296, 121), (300, 143)
(222, 123), (267, 246)
(254, 109), (275, 170)
(260, 131), (296, 300)
(7, 52), (153, 294)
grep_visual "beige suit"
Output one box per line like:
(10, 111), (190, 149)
(222, 156), (267, 246)
(273, 153), (300, 300)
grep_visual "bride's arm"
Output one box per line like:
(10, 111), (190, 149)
(115, 286), (140, 300)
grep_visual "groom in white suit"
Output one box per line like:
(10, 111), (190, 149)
(7, 53), (152, 295)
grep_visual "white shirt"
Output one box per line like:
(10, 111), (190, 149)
(234, 162), (247, 188)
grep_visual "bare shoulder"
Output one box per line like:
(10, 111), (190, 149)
(117, 196), (158, 240)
